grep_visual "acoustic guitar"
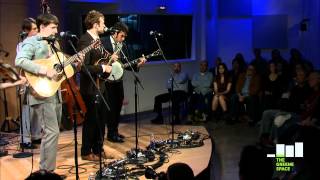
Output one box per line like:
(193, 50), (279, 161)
(24, 39), (101, 98)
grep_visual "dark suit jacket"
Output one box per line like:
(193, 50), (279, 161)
(100, 35), (138, 72)
(78, 32), (106, 95)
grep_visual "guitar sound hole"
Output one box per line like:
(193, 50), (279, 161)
(53, 64), (63, 73)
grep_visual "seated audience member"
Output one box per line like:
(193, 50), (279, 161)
(230, 65), (261, 125)
(288, 48), (314, 77)
(259, 69), (311, 145)
(229, 54), (247, 94)
(276, 71), (320, 143)
(166, 162), (195, 180)
(250, 48), (268, 79)
(239, 145), (273, 180)
(189, 61), (213, 122)
(269, 49), (289, 81)
(209, 57), (222, 77)
(211, 63), (232, 120)
(261, 61), (286, 110)
(151, 62), (188, 124)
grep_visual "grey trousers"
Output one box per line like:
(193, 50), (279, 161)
(259, 109), (280, 137)
(32, 102), (62, 171)
(20, 104), (41, 143)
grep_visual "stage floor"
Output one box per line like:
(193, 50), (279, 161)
(0, 123), (212, 180)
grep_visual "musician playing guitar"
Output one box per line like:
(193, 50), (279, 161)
(15, 14), (84, 172)
(78, 10), (113, 161)
(100, 22), (146, 143)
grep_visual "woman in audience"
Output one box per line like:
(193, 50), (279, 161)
(259, 69), (311, 146)
(211, 63), (232, 120)
(229, 53), (247, 94)
(261, 61), (285, 110)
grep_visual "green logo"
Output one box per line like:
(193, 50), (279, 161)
(267, 142), (303, 172)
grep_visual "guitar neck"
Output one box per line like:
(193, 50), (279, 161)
(122, 54), (152, 68)
(63, 43), (96, 67)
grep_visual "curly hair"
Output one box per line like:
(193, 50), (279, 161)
(84, 10), (104, 30)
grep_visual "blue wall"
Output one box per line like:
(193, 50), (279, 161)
(207, 0), (320, 69)
(65, 0), (320, 69)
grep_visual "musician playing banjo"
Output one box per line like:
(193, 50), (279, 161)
(15, 13), (84, 172)
(100, 22), (146, 143)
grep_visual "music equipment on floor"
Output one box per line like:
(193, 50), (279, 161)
(23, 39), (101, 98)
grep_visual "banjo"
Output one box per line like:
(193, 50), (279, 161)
(101, 49), (161, 81)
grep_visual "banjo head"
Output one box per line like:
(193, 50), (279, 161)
(107, 61), (123, 81)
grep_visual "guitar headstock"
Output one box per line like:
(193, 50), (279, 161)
(149, 49), (162, 58)
(41, 0), (51, 14)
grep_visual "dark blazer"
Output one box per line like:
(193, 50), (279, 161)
(78, 32), (105, 95)
(100, 35), (138, 72)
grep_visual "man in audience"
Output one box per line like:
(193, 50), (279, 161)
(230, 65), (261, 125)
(250, 48), (268, 79)
(259, 69), (310, 145)
(151, 62), (189, 124)
(189, 61), (213, 122)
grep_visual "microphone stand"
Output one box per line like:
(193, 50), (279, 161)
(13, 38), (32, 158)
(12, 86), (33, 158)
(65, 39), (110, 179)
(151, 34), (178, 148)
(119, 45), (145, 162)
(47, 40), (80, 180)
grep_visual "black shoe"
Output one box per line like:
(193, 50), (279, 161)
(151, 116), (163, 124)
(117, 133), (125, 139)
(32, 139), (41, 144)
(107, 136), (124, 143)
(20, 142), (36, 149)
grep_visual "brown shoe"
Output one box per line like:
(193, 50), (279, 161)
(94, 151), (114, 159)
(81, 153), (99, 161)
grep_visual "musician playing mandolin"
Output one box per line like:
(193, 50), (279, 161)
(100, 22), (146, 143)
(16, 17), (41, 149)
(15, 14), (84, 172)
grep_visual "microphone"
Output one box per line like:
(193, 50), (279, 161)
(37, 35), (56, 42)
(60, 31), (77, 38)
(149, 30), (163, 37)
(104, 27), (119, 34)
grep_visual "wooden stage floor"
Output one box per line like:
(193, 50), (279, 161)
(0, 124), (212, 180)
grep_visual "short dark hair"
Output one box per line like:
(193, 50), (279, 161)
(166, 163), (194, 180)
(36, 14), (59, 29)
(113, 22), (129, 34)
(22, 17), (36, 31)
(239, 145), (273, 180)
(25, 170), (63, 180)
(84, 10), (104, 30)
